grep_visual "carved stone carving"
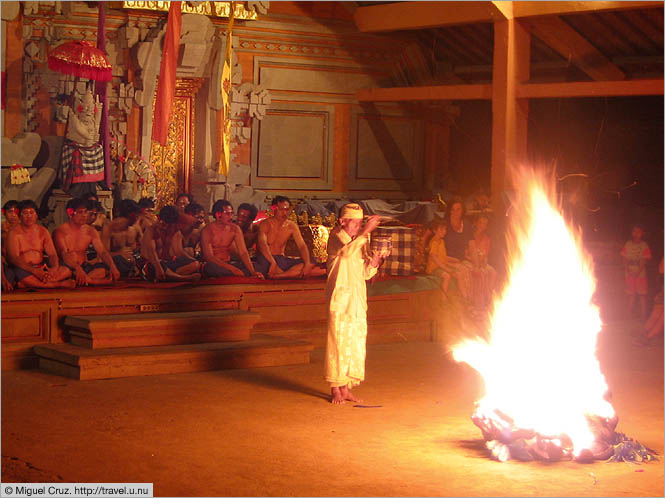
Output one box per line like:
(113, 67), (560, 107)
(247, 1), (270, 15)
(230, 82), (271, 144)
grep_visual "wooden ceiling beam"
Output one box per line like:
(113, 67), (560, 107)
(355, 78), (663, 102)
(523, 16), (626, 81)
(510, 1), (664, 18)
(353, 1), (501, 32)
(517, 78), (664, 97)
(354, 1), (664, 32)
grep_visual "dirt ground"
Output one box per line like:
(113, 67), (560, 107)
(1, 315), (663, 497)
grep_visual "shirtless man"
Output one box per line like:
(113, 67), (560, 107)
(140, 205), (201, 282)
(255, 196), (326, 279)
(53, 198), (120, 286)
(134, 197), (157, 237)
(6, 200), (74, 289)
(175, 192), (193, 213)
(235, 202), (259, 254)
(101, 199), (141, 278)
(201, 200), (262, 279)
(2, 200), (21, 291)
(183, 202), (207, 259)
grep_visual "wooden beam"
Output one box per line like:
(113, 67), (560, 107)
(491, 17), (531, 213)
(512, 1), (664, 18)
(354, 1), (501, 32)
(354, 1), (663, 32)
(517, 78), (664, 98)
(356, 84), (493, 102)
(523, 16), (625, 81)
(356, 78), (663, 103)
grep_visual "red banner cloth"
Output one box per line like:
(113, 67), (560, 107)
(151, 1), (182, 146)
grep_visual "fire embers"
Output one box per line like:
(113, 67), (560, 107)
(473, 410), (658, 463)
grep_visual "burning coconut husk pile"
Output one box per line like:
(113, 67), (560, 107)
(452, 168), (658, 464)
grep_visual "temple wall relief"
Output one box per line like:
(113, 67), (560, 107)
(4, 1), (445, 207)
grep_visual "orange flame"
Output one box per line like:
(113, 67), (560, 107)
(452, 168), (615, 457)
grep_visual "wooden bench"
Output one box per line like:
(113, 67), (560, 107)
(65, 310), (261, 349)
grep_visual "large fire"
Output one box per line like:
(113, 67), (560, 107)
(452, 169), (618, 462)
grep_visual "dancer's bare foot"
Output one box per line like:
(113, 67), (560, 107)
(330, 387), (345, 405)
(340, 385), (362, 403)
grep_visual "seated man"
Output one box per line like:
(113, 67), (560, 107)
(140, 205), (201, 282)
(86, 199), (105, 232)
(255, 196), (326, 279)
(236, 202), (259, 254)
(6, 200), (74, 289)
(86, 194), (108, 232)
(53, 198), (120, 286)
(102, 199), (141, 278)
(2, 200), (21, 291)
(200, 200), (263, 279)
(175, 192), (193, 213)
(183, 202), (207, 259)
(134, 197), (157, 237)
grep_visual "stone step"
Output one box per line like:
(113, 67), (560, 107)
(34, 334), (315, 380)
(254, 319), (435, 348)
(65, 310), (260, 349)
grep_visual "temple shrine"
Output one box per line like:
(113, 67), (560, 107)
(1, 1), (663, 378)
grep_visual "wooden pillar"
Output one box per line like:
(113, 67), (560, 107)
(490, 17), (530, 214)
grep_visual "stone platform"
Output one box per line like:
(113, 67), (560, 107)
(65, 310), (260, 348)
(35, 334), (315, 380)
(1, 277), (442, 371)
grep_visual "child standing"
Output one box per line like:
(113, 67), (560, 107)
(464, 214), (497, 311)
(621, 224), (652, 319)
(426, 217), (452, 301)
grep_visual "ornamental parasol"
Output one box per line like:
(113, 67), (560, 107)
(48, 40), (112, 82)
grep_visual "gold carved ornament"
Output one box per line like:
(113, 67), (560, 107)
(116, 1), (257, 20)
(149, 79), (203, 209)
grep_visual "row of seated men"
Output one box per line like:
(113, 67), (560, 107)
(1, 194), (326, 291)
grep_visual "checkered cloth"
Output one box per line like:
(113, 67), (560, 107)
(373, 226), (416, 276)
(60, 139), (105, 191)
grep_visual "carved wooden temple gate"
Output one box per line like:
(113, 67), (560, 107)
(149, 78), (204, 208)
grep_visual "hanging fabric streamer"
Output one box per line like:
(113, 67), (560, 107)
(151, 1), (182, 146)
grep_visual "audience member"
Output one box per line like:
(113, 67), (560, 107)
(443, 196), (471, 300)
(463, 214), (496, 312)
(425, 217), (452, 302)
(634, 257), (664, 346)
(2, 200), (21, 237)
(236, 203), (259, 253)
(175, 192), (193, 213)
(53, 198), (120, 286)
(102, 199), (141, 278)
(200, 200), (262, 279)
(1, 200), (20, 291)
(134, 197), (157, 236)
(86, 200), (105, 231)
(621, 224), (652, 319)
(183, 202), (207, 259)
(6, 200), (74, 289)
(140, 205), (201, 282)
(86, 193), (108, 230)
(255, 196), (326, 279)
